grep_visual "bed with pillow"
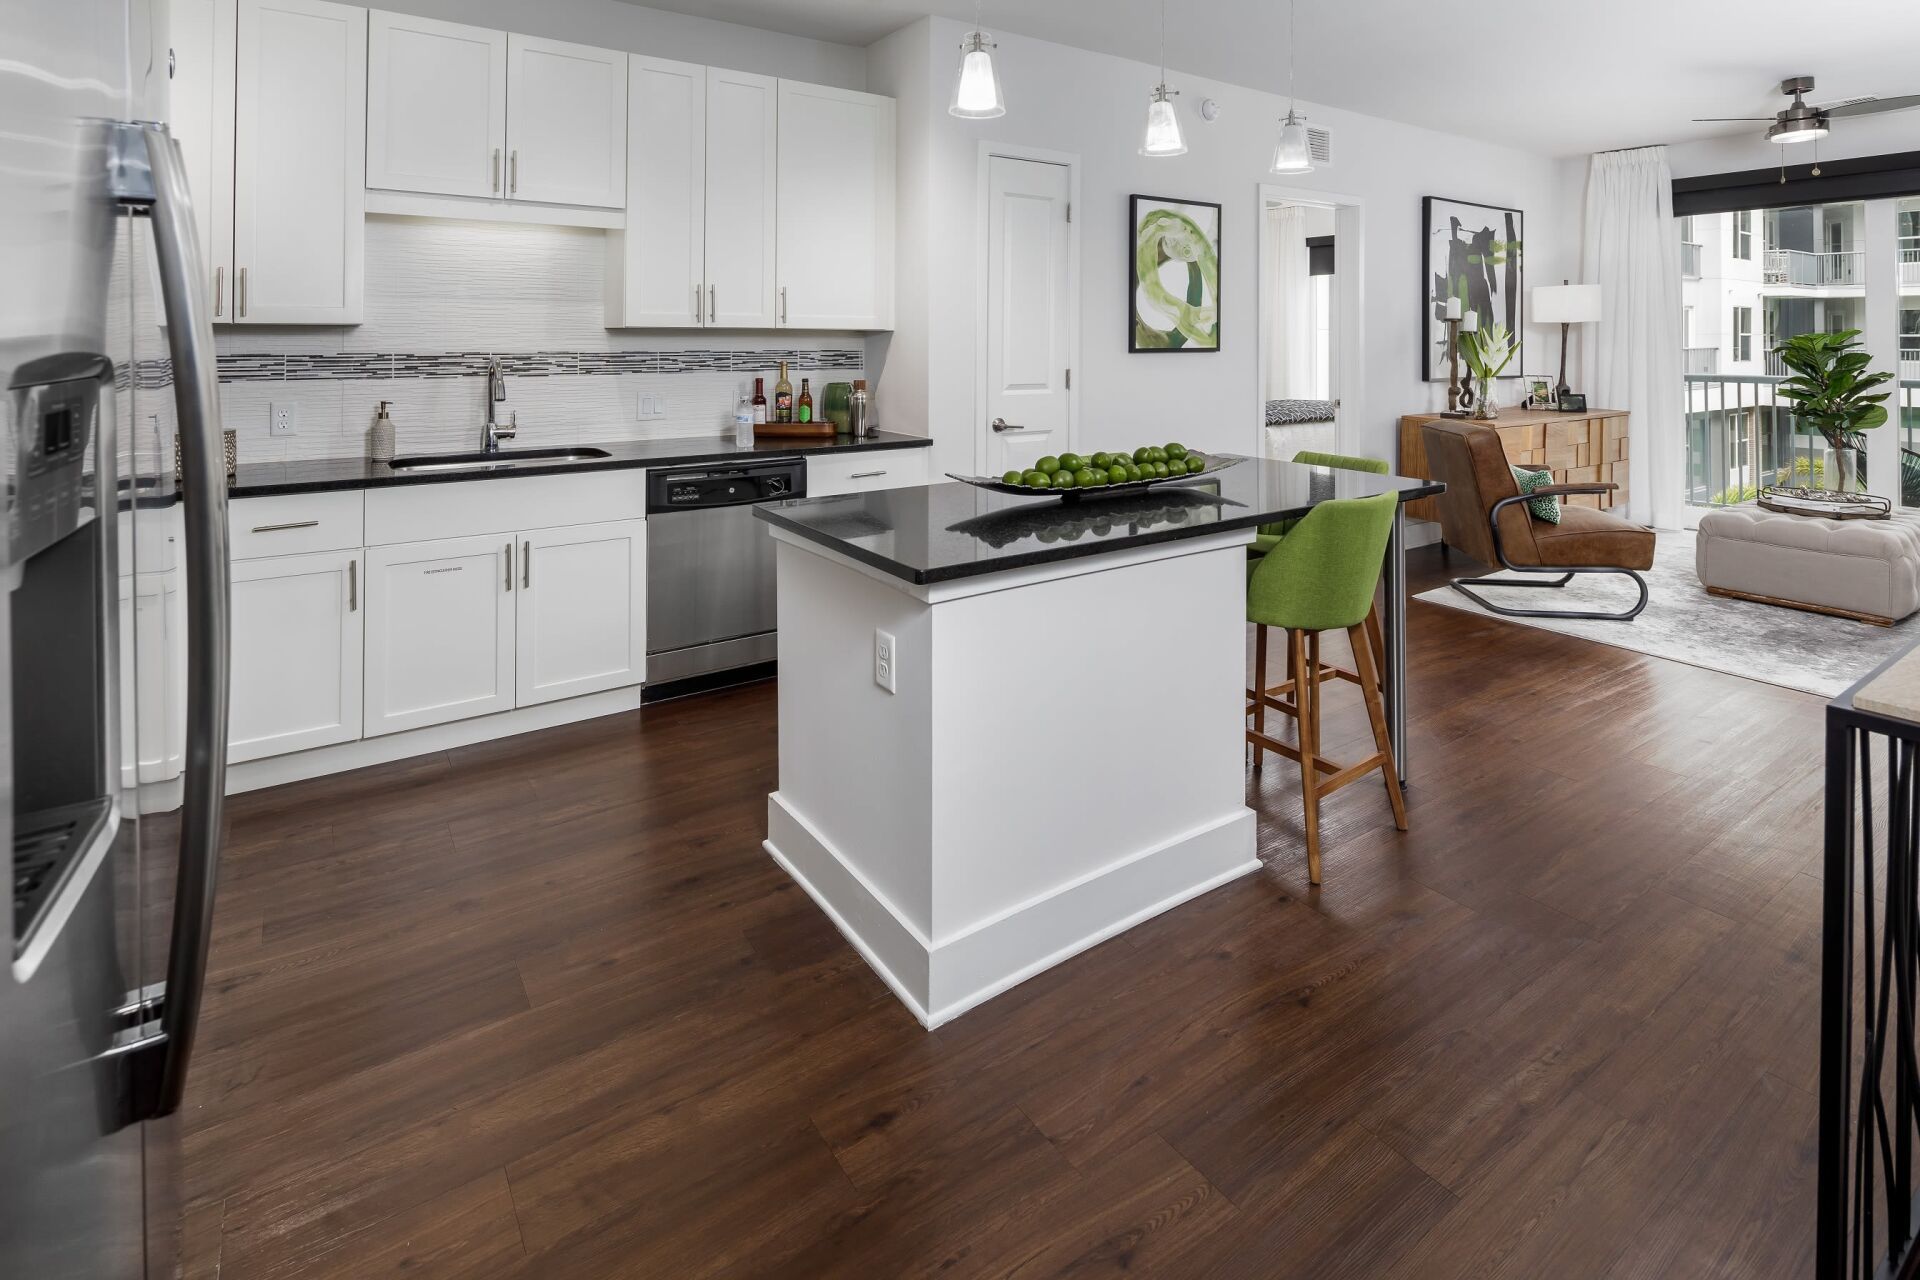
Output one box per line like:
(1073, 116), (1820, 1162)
(1264, 398), (1337, 426)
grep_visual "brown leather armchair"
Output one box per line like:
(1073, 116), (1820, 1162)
(1421, 420), (1655, 621)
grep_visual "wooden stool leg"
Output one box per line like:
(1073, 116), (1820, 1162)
(1251, 624), (1268, 771)
(1364, 602), (1385, 686)
(1294, 628), (1323, 884)
(1350, 623), (1409, 832)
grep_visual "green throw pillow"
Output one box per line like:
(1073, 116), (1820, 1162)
(1510, 465), (1561, 524)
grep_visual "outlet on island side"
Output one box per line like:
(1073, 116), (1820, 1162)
(874, 629), (896, 694)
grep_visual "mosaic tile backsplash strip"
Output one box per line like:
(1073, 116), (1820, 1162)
(170, 217), (872, 463)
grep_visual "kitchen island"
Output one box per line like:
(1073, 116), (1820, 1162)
(755, 457), (1442, 1026)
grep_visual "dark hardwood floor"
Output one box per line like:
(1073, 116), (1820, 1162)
(177, 546), (1825, 1277)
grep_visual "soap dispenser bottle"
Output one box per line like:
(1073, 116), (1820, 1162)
(369, 400), (397, 462)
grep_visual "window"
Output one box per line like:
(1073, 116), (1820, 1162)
(1733, 210), (1753, 260)
(1733, 306), (1753, 362)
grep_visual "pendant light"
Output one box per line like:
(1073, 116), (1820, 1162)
(949, 0), (1005, 119)
(1139, 0), (1186, 157)
(1270, 0), (1314, 174)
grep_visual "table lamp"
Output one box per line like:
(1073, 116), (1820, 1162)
(1530, 280), (1601, 404)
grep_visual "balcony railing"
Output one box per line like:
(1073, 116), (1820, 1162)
(1680, 240), (1702, 279)
(1684, 372), (1920, 506)
(1764, 247), (1866, 287)
(1683, 346), (1719, 374)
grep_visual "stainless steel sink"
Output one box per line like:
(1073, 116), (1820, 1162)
(387, 446), (611, 474)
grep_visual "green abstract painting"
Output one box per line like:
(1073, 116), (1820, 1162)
(1130, 195), (1221, 353)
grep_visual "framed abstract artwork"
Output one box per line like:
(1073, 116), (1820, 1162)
(1130, 195), (1221, 353)
(1423, 196), (1524, 381)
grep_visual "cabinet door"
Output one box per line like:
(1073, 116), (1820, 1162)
(515, 520), (647, 706)
(363, 536), (515, 736)
(231, 0), (365, 323)
(505, 34), (626, 208)
(608, 55), (706, 328)
(705, 67), (778, 328)
(367, 10), (507, 199)
(777, 81), (894, 330)
(166, 0), (236, 318)
(229, 550), (364, 762)
(119, 571), (185, 786)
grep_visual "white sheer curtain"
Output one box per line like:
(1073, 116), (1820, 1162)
(1263, 204), (1312, 402)
(1579, 146), (1685, 529)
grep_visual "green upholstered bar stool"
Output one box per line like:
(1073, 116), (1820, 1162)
(1246, 490), (1408, 885)
(1249, 450), (1390, 559)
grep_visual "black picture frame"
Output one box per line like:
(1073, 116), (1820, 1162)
(1555, 392), (1588, 413)
(1422, 195), (1525, 382)
(1129, 194), (1223, 354)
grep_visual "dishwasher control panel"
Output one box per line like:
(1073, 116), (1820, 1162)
(646, 457), (808, 514)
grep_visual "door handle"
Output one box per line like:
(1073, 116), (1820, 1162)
(509, 149), (518, 195)
(348, 557), (357, 611)
(523, 539), (531, 589)
(213, 265), (223, 317)
(779, 286), (787, 324)
(709, 285), (716, 324)
(505, 540), (514, 591)
(991, 417), (1024, 433)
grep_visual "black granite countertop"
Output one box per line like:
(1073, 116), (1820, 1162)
(753, 455), (1445, 585)
(222, 431), (931, 499)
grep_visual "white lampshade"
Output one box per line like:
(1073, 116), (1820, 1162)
(1140, 85), (1186, 156)
(1531, 283), (1602, 324)
(949, 31), (1005, 119)
(1270, 110), (1313, 174)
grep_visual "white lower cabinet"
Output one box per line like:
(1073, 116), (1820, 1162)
(120, 570), (186, 785)
(515, 520), (647, 706)
(362, 535), (517, 737)
(229, 549), (364, 761)
(806, 448), (930, 498)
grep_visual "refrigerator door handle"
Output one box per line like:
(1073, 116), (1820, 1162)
(126, 124), (231, 1121)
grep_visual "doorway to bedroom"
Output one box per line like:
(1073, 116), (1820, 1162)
(1258, 189), (1360, 461)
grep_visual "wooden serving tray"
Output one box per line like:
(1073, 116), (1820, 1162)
(754, 420), (836, 438)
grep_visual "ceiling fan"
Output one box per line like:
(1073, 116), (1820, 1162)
(1693, 75), (1920, 144)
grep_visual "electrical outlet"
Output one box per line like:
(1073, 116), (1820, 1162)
(874, 629), (896, 694)
(269, 403), (297, 436)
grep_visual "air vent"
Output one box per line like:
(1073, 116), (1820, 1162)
(1308, 126), (1333, 166)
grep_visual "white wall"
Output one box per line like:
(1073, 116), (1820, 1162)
(374, 0), (865, 90)
(868, 17), (1572, 478)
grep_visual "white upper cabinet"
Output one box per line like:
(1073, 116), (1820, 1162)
(366, 11), (507, 200)
(166, 0), (236, 318)
(607, 55), (706, 328)
(776, 81), (894, 331)
(704, 67), (780, 329)
(506, 34), (627, 209)
(230, 0), (365, 324)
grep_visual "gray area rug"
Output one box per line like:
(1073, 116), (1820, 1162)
(1415, 528), (1917, 698)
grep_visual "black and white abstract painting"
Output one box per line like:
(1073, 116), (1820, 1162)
(1423, 196), (1524, 381)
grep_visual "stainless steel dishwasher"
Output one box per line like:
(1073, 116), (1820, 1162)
(645, 455), (807, 694)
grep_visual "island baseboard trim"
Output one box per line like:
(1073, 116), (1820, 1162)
(765, 792), (1257, 1029)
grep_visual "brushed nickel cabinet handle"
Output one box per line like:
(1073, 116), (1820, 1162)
(214, 265), (223, 317)
(237, 266), (248, 318)
(851, 470), (886, 479)
(779, 285), (787, 324)
(694, 283), (702, 320)
(709, 285), (716, 324)
(348, 558), (357, 611)
(509, 149), (518, 195)
(492, 147), (501, 193)
(505, 541), (514, 591)
(249, 519), (318, 533)
(522, 539), (531, 589)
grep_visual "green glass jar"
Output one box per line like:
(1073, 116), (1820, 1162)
(822, 381), (854, 433)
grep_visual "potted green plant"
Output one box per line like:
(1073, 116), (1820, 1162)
(1460, 321), (1518, 421)
(1772, 328), (1892, 493)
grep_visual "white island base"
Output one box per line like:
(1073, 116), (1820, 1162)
(764, 525), (1260, 1028)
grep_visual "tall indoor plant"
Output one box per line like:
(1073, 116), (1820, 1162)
(1773, 329), (1892, 493)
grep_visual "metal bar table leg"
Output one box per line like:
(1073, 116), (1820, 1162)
(1384, 503), (1408, 786)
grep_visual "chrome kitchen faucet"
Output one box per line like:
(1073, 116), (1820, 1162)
(482, 357), (514, 452)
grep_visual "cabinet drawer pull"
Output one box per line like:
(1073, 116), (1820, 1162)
(709, 285), (716, 324)
(492, 147), (501, 193)
(505, 540), (514, 591)
(348, 558), (357, 611)
(214, 265), (223, 317)
(850, 470), (886, 479)
(250, 519), (319, 533)
(694, 283), (702, 320)
(779, 285), (787, 324)
(237, 266), (248, 318)
(509, 149), (518, 195)
(523, 539), (531, 589)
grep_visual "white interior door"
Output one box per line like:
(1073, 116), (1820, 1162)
(515, 519), (647, 706)
(611, 54), (706, 327)
(231, 0), (365, 323)
(363, 535), (516, 736)
(505, 33), (626, 208)
(366, 10), (507, 199)
(228, 550), (363, 762)
(704, 67), (778, 328)
(983, 156), (1073, 476)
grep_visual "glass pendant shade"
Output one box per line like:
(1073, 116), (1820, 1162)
(949, 32), (1005, 119)
(1271, 110), (1313, 174)
(1140, 85), (1186, 157)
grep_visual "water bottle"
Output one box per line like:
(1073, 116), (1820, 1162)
(733, 395), (754, 448)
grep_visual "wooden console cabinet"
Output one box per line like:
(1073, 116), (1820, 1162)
(1397, 406), (1629, 525)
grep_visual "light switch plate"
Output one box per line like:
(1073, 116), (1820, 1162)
(269, 403), (297, 436)
(874, 629), (896, 694)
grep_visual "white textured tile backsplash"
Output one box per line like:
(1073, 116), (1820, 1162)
(207, 216), (865, 463)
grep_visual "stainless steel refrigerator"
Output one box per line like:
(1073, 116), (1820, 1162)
(2, 0), (231, 1275)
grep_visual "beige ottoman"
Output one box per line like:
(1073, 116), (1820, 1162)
(1695, 505), (1920, 625)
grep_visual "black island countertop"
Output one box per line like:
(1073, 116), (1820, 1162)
(753, 455), (1444, 585)
(220, 430), (931, 499)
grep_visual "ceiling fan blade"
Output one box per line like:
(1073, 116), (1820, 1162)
(1827, 94), (1920, 117)
(1691, 116), (1772, 122)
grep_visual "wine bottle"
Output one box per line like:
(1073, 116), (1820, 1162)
(751, 377), (768, 426)
(797, 378), (813, 424)
(774, 361), (794, 423)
